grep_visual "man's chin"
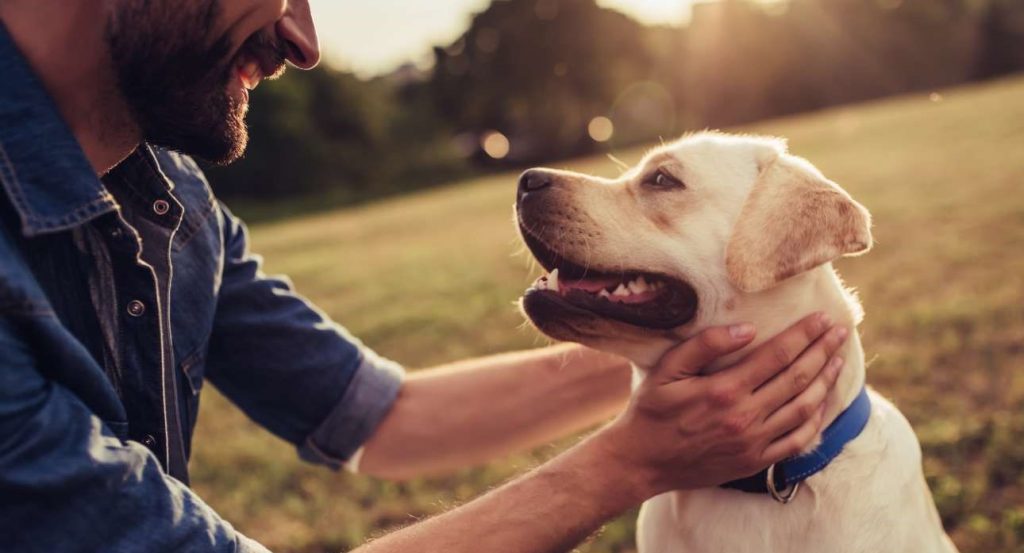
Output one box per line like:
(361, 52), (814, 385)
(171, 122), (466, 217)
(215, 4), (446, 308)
(200, 128), (248, 166)
(146, 110), (248, 165)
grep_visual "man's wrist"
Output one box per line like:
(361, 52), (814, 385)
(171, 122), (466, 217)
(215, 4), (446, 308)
(551, 343), (630, 372)
(564, 427), (657, 511)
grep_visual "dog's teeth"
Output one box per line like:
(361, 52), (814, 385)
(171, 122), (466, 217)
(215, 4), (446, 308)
(613, 284), (630, 297)
(628, 279), (648, 294)
(549, 269), (560, 293)
(598, 289), (611, 298)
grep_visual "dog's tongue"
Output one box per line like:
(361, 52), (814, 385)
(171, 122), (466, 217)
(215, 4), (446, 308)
(560, 274), (622, 293)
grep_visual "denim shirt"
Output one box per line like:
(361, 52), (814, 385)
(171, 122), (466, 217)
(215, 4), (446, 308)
(0, 24), (403, 553)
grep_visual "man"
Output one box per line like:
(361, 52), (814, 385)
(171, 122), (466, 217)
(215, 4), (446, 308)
(0, 1), (848, 552)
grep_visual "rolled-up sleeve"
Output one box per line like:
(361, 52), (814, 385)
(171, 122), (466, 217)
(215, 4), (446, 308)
(0, 317), (271, 553)
(205, 204), (404, 468)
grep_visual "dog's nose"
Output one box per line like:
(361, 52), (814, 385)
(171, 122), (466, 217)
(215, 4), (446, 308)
(518, 169), (553, 198)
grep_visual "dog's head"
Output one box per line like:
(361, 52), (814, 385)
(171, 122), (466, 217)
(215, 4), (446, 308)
(515, 132), (872, 366)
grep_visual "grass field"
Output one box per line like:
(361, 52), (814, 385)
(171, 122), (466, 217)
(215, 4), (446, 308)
(191, 75), (1024, 553)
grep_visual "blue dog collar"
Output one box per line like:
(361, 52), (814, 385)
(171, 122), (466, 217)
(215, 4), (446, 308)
(721, 386), (872, 503)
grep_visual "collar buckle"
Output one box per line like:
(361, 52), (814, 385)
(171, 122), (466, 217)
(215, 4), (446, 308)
(766, 462), (800, 504)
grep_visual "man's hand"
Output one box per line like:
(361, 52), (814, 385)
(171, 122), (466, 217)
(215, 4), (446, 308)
(596, 312), (848, 496)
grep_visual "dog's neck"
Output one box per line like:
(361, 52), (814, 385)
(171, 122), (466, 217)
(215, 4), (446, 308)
(720, 265), (866, 431)
(632, 264), (866, 438)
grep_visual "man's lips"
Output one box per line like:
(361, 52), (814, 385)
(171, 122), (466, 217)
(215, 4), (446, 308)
(229, 30), (288, 96)
(236, 58), (264, 91)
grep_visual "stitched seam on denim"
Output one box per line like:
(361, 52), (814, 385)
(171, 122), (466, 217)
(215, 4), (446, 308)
(0, 141), (37, 232)
(301, 436), (344, 466)
(0, 141), (117, 235)
(139, 146), (177, 193)
(171, 197), (216, 252)
(180, 346), (206, 396)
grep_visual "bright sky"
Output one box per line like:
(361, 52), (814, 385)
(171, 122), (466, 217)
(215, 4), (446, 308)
(309, 0), (694, 77)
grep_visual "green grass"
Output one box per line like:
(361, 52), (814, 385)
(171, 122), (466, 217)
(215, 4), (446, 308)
(191, 75), (1024, 553)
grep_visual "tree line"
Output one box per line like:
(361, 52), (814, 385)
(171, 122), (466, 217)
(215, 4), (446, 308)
(205, 0), (1024, 207)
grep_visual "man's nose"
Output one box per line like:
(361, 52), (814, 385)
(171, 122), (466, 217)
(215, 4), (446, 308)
(277, 0), (320, 69)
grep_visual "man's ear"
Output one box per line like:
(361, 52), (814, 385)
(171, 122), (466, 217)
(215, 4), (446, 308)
(725, 153), (873, 293)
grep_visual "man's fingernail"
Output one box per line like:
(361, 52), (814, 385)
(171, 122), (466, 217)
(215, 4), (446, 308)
(835, 326), (849, 340)
(730, 323), (755, 339)
(817, 312), (832, 330)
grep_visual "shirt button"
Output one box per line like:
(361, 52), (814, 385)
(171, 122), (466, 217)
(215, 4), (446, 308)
(126, 300), (146, 317)
(153, 199), (170, 215)
(141, 434), (157, 449)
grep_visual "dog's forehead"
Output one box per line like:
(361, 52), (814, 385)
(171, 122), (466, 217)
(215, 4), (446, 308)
(638, 133), (786, 177)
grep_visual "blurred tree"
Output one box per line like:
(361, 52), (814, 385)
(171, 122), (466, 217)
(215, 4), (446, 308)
(974, 0), (1024, 80)
(202, 0), (1023, 210)
(204, 65), (466, 203)
(429, 0), (662, 163)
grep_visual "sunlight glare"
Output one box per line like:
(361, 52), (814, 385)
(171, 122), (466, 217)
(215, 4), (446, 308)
(597, 0), (692, 26)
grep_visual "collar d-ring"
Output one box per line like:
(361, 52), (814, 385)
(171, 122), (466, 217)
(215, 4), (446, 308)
(766, 463), (800, 504)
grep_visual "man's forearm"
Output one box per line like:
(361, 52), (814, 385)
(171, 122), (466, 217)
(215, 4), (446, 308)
(352, 317), (845, 553)
(359, 344), (632, 479)
(353, 431), (645, 553)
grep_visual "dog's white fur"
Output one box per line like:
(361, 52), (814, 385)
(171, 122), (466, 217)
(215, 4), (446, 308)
(516, 132), (957, 552)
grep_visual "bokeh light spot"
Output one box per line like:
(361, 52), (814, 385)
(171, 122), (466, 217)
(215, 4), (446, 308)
(481, 131), (511, 159)
(588, 116), (615, 142)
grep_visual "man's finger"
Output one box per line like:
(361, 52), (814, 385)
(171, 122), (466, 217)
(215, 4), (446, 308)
(759, 355), (843, 439)
(753, 325), (849, 416)
(722, 312), (832, 391)
(651, 323), (756, 385)
(761, 403), (827, 464)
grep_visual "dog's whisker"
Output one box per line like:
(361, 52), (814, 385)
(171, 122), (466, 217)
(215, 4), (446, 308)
(607, 153), (630, 174)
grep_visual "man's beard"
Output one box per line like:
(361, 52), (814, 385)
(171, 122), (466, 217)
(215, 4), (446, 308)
(105, 1), (284, 165)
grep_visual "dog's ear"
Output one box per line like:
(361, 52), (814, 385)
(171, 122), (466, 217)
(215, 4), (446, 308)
(725, 152), (872, 293)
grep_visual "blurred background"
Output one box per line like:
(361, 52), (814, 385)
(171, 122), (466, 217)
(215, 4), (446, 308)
(191, 1), (1024, 552)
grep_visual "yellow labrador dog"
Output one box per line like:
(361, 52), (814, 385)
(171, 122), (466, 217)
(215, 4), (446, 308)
(514, 132), (956, 552)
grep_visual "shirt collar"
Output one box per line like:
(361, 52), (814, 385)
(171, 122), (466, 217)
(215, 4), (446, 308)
(0, 22), (117, 237)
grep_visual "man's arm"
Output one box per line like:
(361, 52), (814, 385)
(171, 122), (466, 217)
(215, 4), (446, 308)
(355, 315), (847, 553)
(358, 344), (631, 479)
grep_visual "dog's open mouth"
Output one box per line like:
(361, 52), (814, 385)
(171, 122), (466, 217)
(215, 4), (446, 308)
(520, 227), (698, 329)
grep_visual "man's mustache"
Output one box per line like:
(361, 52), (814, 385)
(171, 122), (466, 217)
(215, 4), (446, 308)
(235, 30), (288, 81)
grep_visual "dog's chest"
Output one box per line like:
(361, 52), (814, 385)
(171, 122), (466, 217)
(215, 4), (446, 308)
(634, 394), (955, 553)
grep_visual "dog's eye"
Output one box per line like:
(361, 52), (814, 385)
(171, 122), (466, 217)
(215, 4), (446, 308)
(645, 170), (684, 190)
